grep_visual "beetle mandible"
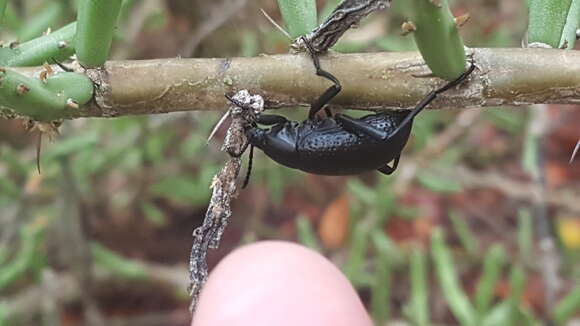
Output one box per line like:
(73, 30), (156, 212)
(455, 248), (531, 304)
(226, 64), (476, 187)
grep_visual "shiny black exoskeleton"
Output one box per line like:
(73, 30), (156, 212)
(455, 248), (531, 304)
(226, 63), (474, 185)
(246, 110), (411, 175)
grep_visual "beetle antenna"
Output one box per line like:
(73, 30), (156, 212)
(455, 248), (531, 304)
(242, 144), (254, 189)
(570, 139), (580, 164)
(260, 8), (292, 40)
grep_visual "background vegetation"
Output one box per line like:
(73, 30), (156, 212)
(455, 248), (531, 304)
(0, 0), (579, 325)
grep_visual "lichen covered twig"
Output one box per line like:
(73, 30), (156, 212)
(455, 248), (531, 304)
(187, 90), (264, 312)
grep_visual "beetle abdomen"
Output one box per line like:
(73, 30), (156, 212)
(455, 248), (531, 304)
(297, 112), (412, 175)
(247, 111), (413, 176)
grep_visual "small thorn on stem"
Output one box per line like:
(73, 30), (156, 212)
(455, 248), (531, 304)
(401, 21), (417, 36)
(16, 83), (30, 95)
(429, 0), (443, 8)
(570, 140), (580, 164)
(454, 13), (470, 28)
(66, 98), (79, 109)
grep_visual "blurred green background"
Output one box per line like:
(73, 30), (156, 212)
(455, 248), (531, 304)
(0, 0), (579, 325)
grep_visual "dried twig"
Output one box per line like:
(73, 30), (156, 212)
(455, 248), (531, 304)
(292, 0), (391, 53)
(526, 104), (561, 316)
(187, 90), (264, 312)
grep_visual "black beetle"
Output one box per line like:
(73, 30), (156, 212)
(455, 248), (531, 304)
(226, 64), (476, 185)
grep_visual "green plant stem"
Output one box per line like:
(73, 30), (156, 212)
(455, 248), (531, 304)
(17, 2), (64, 42)
(0, 22), (76, 67)
(450, 213), (479, 255)
(344, 224), (370, 285)
(276, 0), (317, 38)
(296, 215), (321, 250)
(409, 247), (429, 326)
(0, 69), (93, 121)
(405, 0), (467, 80)
(0, 225), (44, 291)
(370, 232), (392, 324)
(431, 228), (477, 326)
(559, 0), (580, 48)
(507, 265), (526, 323)
(475, 245), (506, 316)
(91, 243), (147, 279)
(0, 0), (7, 26)
(76, 0), (123, 67)
(2, 3), (22, 31)
(528, 0), (573, 48)
(553, 285), (580, 325)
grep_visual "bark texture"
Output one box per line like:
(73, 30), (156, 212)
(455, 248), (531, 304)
(8, 48), (580, 119)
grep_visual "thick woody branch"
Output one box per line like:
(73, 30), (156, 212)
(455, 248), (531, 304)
(7, 48), (580, 119)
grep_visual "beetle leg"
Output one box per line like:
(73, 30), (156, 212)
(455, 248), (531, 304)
(334, 113), (389, 140)
(242, 145), (254, 189)
(325, 108), (333, 118)
(377, 155), (400, 175)
(301, 37), (342, 120)
(256, 114), (289, 125)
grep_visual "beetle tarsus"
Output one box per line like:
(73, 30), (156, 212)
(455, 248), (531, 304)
(377, 156), (400, 175)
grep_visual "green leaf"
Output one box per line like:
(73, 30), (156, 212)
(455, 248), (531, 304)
(559, 0), (580, 48)
(0, 0), (7, 27)
(431, 229), (477, 326)
(344, 223), (370, 286)
(528, 0), (573, 48)
(91, 243), (147, 279)
(475, 245), (506, 315)
(408, 247), (430, 326)
(141, 202), (167, 227)
(553, 285), (580, 325)
(417, 171), (462, 193)
(449, 212), (479, 255)
(46, 132), (98, 159)
(276, 0), (317, 38)
(370, 232), (393, 324)
(296, 215), (320, 250)
(482, 301), (513, 326)
(517, 209), (533, 260)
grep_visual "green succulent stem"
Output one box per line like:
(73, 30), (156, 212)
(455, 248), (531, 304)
(0, 22), (76, 67)
(406, 0), (467, 80)
(553, 285), (580, 325)
(76, 0), (123, 67)
(276, 0), (318, 38)
(409, 248), (429, 326)
(18, 2), (64, 42)
(0, 225), (44, 291)
(559, 0), (580, 49)
(527, 0), (575, 48)
(474, 245), (506, 316)
(432, 228), (477, 326)
(0, 69), (93, 121)
(0, 0), (7, 26)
